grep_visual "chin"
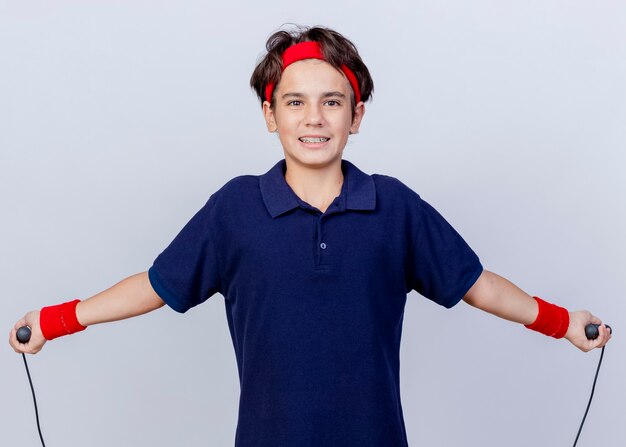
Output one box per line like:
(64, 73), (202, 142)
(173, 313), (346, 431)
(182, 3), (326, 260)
(288, 152), (343, 169)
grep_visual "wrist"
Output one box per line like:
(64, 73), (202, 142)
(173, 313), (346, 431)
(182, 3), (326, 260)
(525, 296), (570, 339)
(40, 299), (88, 340)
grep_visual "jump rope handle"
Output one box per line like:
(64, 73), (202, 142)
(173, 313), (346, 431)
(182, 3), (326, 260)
(17, 326), (32, 344)
(585, 323), (612, 340)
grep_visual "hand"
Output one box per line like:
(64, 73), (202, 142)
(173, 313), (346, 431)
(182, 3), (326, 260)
(8, 310), (47, 354)
(565, 310), (612, 352)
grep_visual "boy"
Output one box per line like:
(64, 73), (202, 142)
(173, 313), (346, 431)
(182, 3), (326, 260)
(10, 25), (611, 446)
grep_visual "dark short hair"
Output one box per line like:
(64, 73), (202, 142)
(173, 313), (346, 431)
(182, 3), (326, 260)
(250, 25), (374, 110)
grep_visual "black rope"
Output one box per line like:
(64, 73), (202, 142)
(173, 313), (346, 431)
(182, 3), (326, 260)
(16, 336), (606, 447)
(572, 345), (605, 446)
(21, 353), (46, 447)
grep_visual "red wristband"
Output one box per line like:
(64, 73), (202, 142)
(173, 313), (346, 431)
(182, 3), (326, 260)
(525, 296), (570, 339)
(40, 299), (87, 341)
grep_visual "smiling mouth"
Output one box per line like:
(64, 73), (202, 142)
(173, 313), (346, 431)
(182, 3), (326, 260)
(299, 137), (330, 143)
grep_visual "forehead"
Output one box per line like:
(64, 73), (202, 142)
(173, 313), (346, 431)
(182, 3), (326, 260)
(277, 59), (351, 95)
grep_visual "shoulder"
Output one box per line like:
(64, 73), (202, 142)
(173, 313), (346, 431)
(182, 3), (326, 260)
(371, 173), (423, 205)
(196, 174), (269, 228)
(369, 173), (447, 226)
(217, 174), (259, 193)
(208, 174), (261, 205)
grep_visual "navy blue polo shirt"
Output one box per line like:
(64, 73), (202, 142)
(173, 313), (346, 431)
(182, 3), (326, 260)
(148, 158), (483, 447)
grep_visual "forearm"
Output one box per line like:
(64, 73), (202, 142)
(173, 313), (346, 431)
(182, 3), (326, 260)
(76, 271), (165, 327)
(462, 270), (538, 325)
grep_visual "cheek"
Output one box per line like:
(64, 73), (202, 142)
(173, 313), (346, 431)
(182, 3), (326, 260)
(274, 111), (299, 134)
(336, 112), (354, 133)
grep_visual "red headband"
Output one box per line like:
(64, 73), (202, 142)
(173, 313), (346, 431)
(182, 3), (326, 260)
(264, 41), (361, 104)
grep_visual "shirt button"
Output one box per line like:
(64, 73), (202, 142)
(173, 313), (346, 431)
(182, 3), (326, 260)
(320, 242), (327, 249)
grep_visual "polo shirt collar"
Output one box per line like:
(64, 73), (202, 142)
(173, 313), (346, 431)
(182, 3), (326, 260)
(259, 159), (376, 218)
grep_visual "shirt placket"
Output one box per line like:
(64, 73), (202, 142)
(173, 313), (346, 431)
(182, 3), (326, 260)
(315, 215), (328, 268)
(313, 197), (344, 269)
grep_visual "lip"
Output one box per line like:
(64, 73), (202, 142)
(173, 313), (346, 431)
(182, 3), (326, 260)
(298, 136), (331, 149)
(299, 135), (331, 140)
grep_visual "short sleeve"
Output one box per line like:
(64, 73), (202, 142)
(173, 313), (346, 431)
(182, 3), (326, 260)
(407, 197), (483, 308)
(148, 195), (221, 313)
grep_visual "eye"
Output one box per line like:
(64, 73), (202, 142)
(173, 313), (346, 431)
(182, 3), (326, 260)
(325, 100), (341, 106)
(287, 100), (303, 106)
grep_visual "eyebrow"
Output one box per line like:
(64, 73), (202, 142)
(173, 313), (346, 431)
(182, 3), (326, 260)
(281, 91), (347, 100)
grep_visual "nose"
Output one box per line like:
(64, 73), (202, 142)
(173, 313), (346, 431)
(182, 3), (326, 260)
(304, 103), (324, 127)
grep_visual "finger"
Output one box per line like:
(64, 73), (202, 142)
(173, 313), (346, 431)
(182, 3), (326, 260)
(11, 324), (41, 354)
(9, 328), (20, 349)
(9, 329), (27, 354)
(594, 325), (609, 349)
(593, 326), (605, 348)
(589, 314), (602, 326)
(599, 324), (612, 348)
(9, 329), (18, 352)
(13, 318), (28, 331)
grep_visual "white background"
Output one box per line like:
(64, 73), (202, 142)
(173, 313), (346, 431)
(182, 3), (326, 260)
(2, 1), (624, 446)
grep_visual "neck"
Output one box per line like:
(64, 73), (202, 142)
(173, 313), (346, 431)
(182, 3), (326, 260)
(283, 157), (344, 213)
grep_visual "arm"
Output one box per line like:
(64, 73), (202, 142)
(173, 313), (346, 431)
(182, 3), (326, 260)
(9, 271), (165, 355)
(463, 270), (611, 352)
(75, 271), (165, 326)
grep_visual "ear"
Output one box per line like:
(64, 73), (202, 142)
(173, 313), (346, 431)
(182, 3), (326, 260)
(262, 100), (278, 132)
(349, 101), (366, 134)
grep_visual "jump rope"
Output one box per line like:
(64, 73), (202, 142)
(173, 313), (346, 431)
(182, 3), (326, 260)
(16, 323), (611, 446)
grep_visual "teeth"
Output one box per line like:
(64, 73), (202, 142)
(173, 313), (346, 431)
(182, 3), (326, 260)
(300, 137), (329, 143)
